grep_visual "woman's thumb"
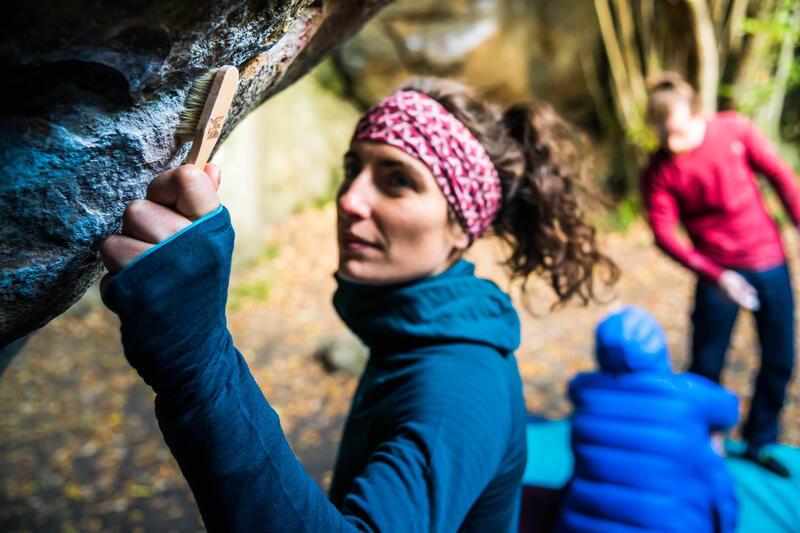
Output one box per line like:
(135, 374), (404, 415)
(204, 163), (222, 191)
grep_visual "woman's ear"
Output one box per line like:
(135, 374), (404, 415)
(449, 222), (470, 253)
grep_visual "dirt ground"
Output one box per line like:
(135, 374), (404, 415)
(2, 204), (798, 532)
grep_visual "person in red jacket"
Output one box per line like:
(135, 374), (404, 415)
(640, 72), (797, 477)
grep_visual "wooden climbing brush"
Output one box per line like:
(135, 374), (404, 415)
(175, 65), (239, 169)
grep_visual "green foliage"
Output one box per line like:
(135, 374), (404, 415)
(312, 58), (349, 99)
(312, 165), (344, 209)
(623, 119), (658, 153)
(760, 184), (791, 229)
(606, 193), (642, 231)
(781, 38), (800, 143)
(241, 242), (280, 270)
(228, 278), (273, 311)
(741, 1), (800, 41)
(258, 242), (281, 263)
(718, 81), (772, 118)
(730, 0), (800, 125)
(229, 242), (280, 310)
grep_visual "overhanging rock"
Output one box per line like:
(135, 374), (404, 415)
(0, 0), (392, 349)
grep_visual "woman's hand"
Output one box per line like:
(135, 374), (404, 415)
(717, 269), (760, 311)
(100, 164), (222, 284)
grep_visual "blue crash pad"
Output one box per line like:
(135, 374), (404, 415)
(522, 418), (800, 533)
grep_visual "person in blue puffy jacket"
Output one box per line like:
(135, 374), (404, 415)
(555, 306), (740, 533)
(98, 78), (618, 532)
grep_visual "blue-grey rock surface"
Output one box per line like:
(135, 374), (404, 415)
(0, 0), (391, 349)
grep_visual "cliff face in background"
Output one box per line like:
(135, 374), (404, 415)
(0, 0), (392, 349)
(334, 0), (599, 124)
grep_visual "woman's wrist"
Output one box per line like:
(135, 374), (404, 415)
(103, 206), (235, 394)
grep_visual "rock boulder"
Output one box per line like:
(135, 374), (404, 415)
(0, 0), (391, 349)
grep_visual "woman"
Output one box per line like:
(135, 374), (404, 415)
(640, 72), (797, 477)
(100, 78), (617, 532)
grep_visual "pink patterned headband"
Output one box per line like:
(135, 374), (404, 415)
(352, 90), (502, 243)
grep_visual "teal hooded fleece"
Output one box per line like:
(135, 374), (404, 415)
(102, 206), (528, 532)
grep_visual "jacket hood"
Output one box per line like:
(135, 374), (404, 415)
(595, 306), (671, 373)
(333, 259), (520, 355)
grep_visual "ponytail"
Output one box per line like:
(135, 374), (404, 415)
(398, 77), (619, 305)
(496, 102), (619, 304)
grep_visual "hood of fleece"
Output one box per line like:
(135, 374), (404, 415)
(595, 306), (671, 373)
(333, 260), (520, 355)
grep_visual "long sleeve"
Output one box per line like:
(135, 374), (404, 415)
(735, 113), (800, 226)
(681, 373), (739, 431)
(640, 168), (725, 281)
(102, 207), (511, 533)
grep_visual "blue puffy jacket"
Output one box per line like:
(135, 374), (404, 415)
(555, 306), (739, 533)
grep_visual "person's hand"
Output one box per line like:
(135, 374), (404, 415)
(100, 164), (222, 289)
(710, 431), (726, 457)
(718, 270), (760, 311)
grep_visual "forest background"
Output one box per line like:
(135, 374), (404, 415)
(1, 1), (799, 531)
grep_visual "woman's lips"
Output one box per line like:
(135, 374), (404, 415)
(339, 231), (382, 251)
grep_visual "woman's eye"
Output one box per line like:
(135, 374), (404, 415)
(388, 172), (411, 188)
(343, 162), (360, 180)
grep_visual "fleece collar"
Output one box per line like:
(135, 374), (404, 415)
(333, 260), (520, 356)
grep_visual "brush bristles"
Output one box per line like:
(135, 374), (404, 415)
(175, 68), (219, 141)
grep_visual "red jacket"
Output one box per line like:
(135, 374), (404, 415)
(640, 111), (800, 281)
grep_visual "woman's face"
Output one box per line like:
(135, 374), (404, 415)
(658, 101), (705, 154)
(336, 140), (469, 285)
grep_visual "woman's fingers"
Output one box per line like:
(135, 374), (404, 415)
(146, 164), (221, 220)
(100, 234), (154, 274)
(121, 199), (192, 244)
(204, 163), (222, 191)
(101, 163), (223, 279)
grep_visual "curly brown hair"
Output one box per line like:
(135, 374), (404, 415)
(398, 77), (619, 304)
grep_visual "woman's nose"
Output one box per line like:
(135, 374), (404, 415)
(338, 172), (373, 220)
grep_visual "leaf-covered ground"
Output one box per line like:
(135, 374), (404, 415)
(2, 204), (798, 532)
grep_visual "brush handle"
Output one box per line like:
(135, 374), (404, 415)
(185, 65), (239, 170)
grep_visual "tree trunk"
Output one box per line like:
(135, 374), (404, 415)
(727, 0), (751, 55)
(731, 0), (778, 109)
(761, 2), (800, 133)
(638, 0), (661, 75)
(594, 0), (639, 129)
(613, 0), (647, 103)
(685, 0), (720, 113)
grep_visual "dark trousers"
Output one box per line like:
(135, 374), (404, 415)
(690, 263), (795, 446)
